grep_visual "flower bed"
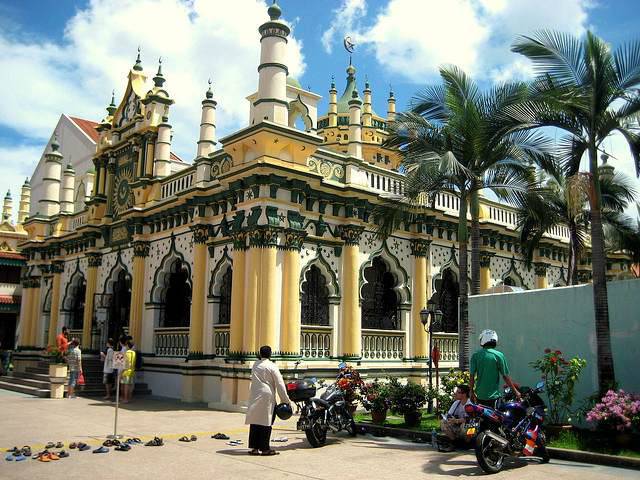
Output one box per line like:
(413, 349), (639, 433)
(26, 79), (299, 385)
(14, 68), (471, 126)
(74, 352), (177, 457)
(354, 410), (440, 432)
(547, 428), (640, 459)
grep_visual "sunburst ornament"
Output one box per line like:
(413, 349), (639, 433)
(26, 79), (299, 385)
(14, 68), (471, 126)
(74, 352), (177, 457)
(112, 163), (135, 219)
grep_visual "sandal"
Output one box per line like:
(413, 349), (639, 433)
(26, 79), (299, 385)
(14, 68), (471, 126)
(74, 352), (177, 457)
(248, 449), (260, 456)
(14, 454), (26, 462)
(78, 443), (91, 451)
(132, 438), (142, 444)
(5, 454), (14, 461)
(115, 444), (131, 452)
(261, 450), (279, 456)
(49, 452), (60, 461)
(69, 443), (77, 449)
(212, 433), (230, 440)
(38, 453), (51, 462)
(45, 442), (55, 449)
(92, 446), (109, 454)
(145, 437), (164, 447)
(190, 435), (197, 442)
(55, 442), (64, 449)
(58, 450), (70, 458)
(21, 446), (32, 457)
(6, 447), (18, 453)
(178, 436), (191, 442)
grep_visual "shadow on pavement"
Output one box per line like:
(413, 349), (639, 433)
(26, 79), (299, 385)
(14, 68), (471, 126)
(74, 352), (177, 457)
(85, 398), (213, 412)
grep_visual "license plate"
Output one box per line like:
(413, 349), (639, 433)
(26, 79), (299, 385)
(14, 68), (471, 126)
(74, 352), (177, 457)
(466, 427), (476, 436)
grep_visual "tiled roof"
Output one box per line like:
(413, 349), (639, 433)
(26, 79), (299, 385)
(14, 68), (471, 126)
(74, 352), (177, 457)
(0, 251), (26, 260)
(0, 295), (20, 305)
(170, 152), (183, 162)
(69, 116), (100, 142)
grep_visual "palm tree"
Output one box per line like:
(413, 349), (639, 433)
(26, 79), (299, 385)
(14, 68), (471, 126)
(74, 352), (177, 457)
(516, 170), (636, 284)
(375, 66), (553, 369)
(503, 31), (640, 391)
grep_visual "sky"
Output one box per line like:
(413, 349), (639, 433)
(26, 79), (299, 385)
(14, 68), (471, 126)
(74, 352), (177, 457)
(1, 0), (639, 220)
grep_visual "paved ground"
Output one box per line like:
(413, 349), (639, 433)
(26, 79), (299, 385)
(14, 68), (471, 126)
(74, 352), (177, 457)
(0, 389), (637, 480)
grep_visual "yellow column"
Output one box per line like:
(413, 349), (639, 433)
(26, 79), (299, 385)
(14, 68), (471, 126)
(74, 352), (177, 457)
(243, 231), (262, 355)
(534, 262), (548, 289)
(259, 227), (278, 350)
(29, 278), (42, 347)
(18, 282), (32, 347)
(281, 230), (306, 356)
(188, 225), (209, 357)
(129, 241), (149, 343)
(411, 239), (430, 360)
(47, 262), (65, 346)
(339, 225), (364, 359)
(82, 253), (101, 349)
(480, 252), (493, 293)
(229, 232), (247, 353)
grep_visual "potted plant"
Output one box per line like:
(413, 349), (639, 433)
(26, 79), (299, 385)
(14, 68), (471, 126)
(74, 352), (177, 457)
(46, 345), (67, 378)
(530, 348), (586, 432)
(336, 364), (364, 414)
(586, 389), (640, 447)
(388, 378), (427, 427)
(362, 379), (391, 424)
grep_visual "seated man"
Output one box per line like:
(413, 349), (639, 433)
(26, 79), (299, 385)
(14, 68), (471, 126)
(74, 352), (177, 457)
(438, 385), (472, 452)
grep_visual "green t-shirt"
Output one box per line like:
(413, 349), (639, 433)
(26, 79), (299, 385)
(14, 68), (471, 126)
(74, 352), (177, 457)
(470, 348), (509, 400)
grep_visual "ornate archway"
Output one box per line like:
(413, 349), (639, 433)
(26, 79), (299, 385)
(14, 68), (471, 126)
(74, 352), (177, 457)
(61, 267), (86, 330)
(301, 265), (330, 326)
(434, 268), (459, 333)
(361, 257), (401, 330)
(150, 239), (192, 328)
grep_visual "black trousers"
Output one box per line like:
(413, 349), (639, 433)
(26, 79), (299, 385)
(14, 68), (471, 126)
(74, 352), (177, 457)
(249, 424), (272, 451)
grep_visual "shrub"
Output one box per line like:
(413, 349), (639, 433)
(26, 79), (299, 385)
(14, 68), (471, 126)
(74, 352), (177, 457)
(438, 369), (471, 413)
(586, 390), (640, 433)
(362, 379), (391, 413)
(530, 349), (586, 424)
(387, 378), (427, 415)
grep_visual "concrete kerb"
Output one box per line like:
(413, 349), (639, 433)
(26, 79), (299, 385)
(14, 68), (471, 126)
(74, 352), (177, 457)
(358, 422), (640, 471)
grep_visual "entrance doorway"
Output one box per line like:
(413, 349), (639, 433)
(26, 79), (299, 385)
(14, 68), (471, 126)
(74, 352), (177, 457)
(108, 270), (131, 340)
(435, 268), (459, 333)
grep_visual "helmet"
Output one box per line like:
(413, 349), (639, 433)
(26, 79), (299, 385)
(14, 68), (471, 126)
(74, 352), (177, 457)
(479, 329), (498, 346)
(274, 403), (293, 420)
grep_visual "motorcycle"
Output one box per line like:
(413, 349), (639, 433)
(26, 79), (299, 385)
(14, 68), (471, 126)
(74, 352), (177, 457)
(464, 381), (549, 474)
(286, 363), (357, 447)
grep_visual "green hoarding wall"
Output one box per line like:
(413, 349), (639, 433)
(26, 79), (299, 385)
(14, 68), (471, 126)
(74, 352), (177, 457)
(468, 279), (640, 409)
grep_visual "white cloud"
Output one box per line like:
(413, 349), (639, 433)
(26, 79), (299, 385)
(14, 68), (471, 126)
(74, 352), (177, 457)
(322, 0), (591, 83)
(321, 0), (367, 54)
(0, 0), (305, 196)
(0, 144), (42, 223)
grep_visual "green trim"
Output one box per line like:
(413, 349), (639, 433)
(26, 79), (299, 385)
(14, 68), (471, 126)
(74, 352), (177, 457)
(0, 259), (26, 267)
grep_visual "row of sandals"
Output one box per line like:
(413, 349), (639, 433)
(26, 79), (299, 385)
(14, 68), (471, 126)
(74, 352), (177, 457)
(5, 437), (165, 462)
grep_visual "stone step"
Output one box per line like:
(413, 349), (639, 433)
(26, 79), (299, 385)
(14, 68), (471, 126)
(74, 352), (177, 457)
(2, 375), (51, 390)
(0, 380), (50, 398)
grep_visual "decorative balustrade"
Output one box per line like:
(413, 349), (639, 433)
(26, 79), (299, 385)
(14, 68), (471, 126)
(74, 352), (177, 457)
(365, 169), (405, 195)
(213, 325), (230, 357)
(154, 327), (189, 357)
(434, 192), (460, 212)
(486, 204), (518, 230)
(300, 325), (332, 359)
(432, 332), (459, 364)
(361, 329), (405, 360)
(160, 169), (195, 199)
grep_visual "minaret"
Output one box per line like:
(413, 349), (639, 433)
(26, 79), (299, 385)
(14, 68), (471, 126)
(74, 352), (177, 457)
(362, 76), (372, 127)
(252, 1), (290, 126)
(2, 190), (12, 223)
(151, 59), (173, 178)
(18, 178), (30, 224)
(39, 135), (63, 217)
(60, 163), (75, 214)
(387, 87), (396, 122)
(348, 88), (363, 159)
(599, 152), (615, 182)
(196, 79), (217, 158)
(328, 76), (338, 127)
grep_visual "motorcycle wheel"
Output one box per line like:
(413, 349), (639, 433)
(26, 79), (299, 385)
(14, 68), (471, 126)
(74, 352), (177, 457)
(305, 418), (328, 448)
(344, 417), (357, 437)
(475, 431), (505, 474)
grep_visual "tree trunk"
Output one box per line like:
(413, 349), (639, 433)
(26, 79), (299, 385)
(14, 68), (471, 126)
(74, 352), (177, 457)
(568, 222), (579, 285)
(458, 194), (470, 370)
(470, 190), (481, 295)
(588, 144), (616, 392)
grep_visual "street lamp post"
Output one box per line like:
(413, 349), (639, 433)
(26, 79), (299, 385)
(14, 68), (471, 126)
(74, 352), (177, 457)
(420, 297), (443, 413)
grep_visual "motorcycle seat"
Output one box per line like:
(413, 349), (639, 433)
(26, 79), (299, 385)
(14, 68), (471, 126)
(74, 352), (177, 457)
(312, 397), (330, 408)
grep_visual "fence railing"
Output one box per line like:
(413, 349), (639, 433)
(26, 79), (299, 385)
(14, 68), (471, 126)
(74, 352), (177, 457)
(160, 169), (195, 199)
(364, 170), (405, 195)
(361, 329), (405, 360)
(300, 325), (332, 359)
(154, 327), (189, 357)
(213, 325), (230, 357)
(432, 332), (459, 364)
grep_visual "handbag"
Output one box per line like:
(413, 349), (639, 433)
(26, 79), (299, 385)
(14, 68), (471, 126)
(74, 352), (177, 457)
(78, 372), (85, 386)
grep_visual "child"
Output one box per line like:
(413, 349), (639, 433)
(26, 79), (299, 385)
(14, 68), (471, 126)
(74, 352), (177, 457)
(120, 338), (136, 403)
(100, 338), (115, 400)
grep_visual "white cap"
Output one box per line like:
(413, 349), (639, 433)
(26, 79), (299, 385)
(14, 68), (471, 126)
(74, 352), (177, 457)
(479, 329), (498, 346)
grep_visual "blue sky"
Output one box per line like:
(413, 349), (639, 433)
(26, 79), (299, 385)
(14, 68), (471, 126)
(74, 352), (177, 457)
(1, 0), (639, 215)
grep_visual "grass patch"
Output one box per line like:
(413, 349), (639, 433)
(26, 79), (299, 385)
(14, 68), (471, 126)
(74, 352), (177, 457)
(354, 410), (440, 432)
(548, 430), (640, 458)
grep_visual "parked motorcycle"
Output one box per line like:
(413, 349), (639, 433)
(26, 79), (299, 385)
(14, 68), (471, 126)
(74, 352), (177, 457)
(286, 363), (357, 447)
(464, 381), (549, 474)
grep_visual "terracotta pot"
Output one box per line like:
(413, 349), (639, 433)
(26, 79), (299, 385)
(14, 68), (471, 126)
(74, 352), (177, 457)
(371, 410), (387, 424)
(404, 411), (422, 428)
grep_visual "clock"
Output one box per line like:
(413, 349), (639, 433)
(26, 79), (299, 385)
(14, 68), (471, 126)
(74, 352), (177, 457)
(112, 162), (134, 219)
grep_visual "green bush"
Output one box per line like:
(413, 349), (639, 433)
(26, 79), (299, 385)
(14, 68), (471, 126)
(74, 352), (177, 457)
(387, 378), (427, 415)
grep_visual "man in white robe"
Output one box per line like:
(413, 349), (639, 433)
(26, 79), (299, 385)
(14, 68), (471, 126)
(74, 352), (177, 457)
(245, 345), (290, 455)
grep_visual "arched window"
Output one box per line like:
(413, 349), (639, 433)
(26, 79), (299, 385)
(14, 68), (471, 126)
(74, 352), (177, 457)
(162, 259), (191, 328)
(361, 257), (399, 330)
(217, 266), (232, 325)
(301, 265), (329, 326)
(435, 269), (459, 333)
(503, 276), (516, 287)
(70, 280), (86, 330)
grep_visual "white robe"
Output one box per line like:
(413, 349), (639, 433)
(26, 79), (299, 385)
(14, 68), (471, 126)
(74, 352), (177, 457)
(245, 359), (289, 427)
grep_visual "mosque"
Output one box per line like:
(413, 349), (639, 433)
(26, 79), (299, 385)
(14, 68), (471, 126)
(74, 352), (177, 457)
(3, 2), (633, 406)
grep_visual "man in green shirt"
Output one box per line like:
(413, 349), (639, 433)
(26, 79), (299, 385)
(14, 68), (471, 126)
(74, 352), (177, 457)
(469, 329), (520, 408)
